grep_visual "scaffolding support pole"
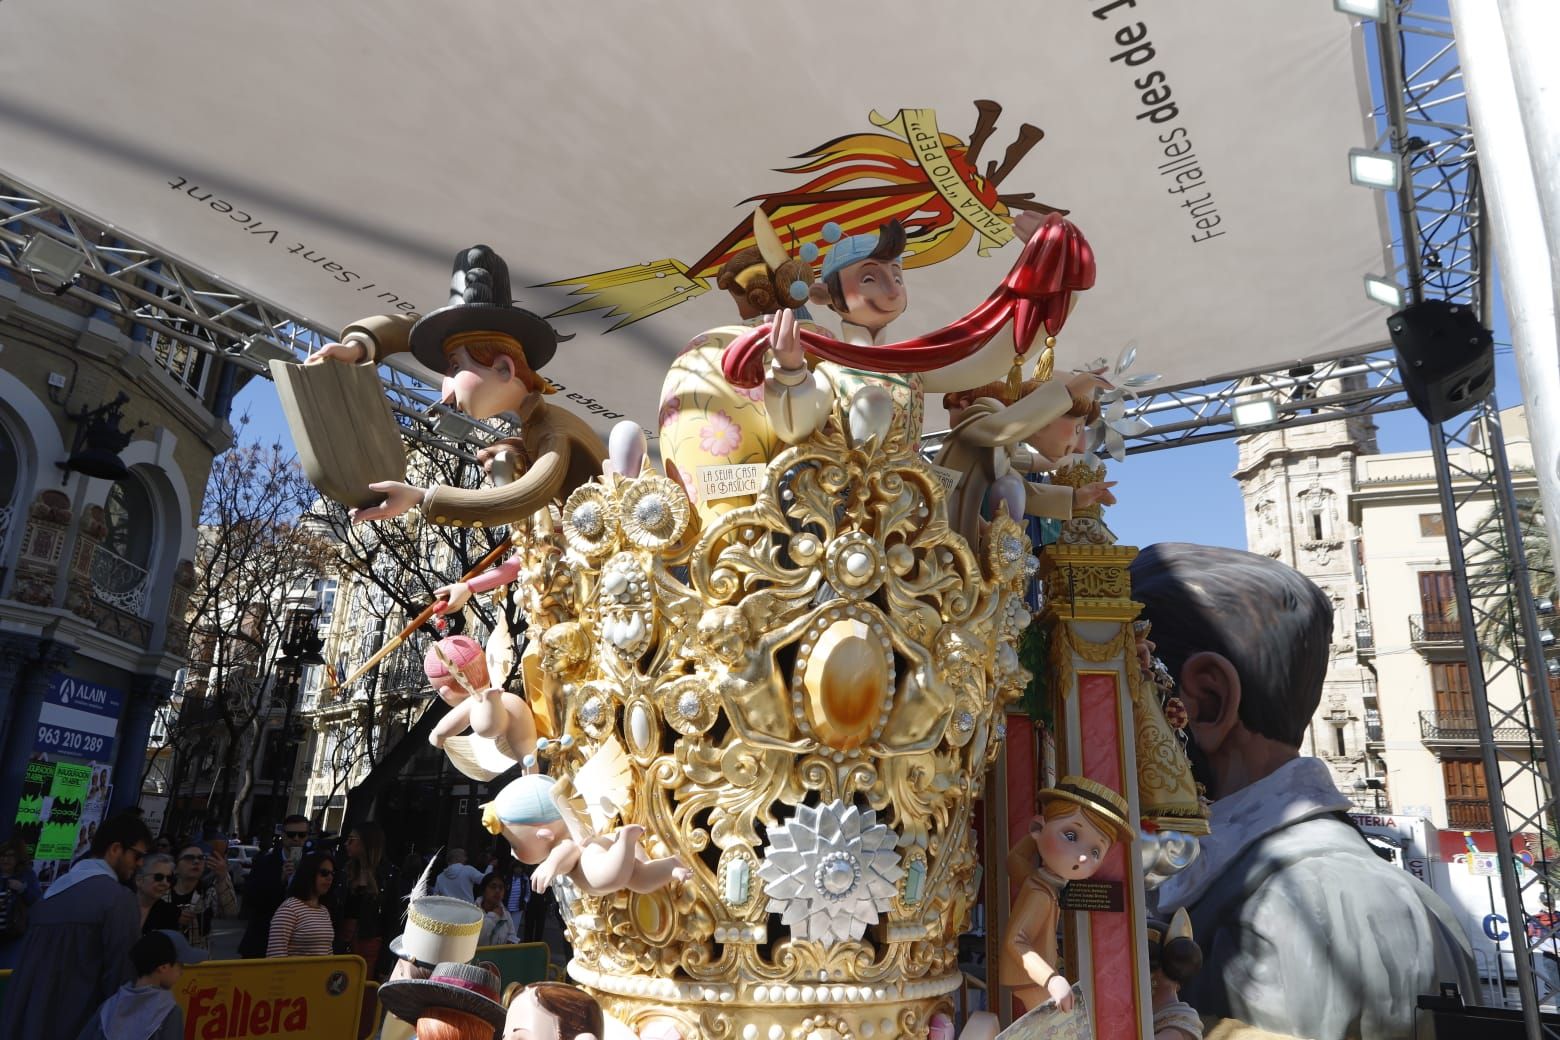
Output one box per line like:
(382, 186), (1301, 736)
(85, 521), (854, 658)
(1451, 0), (1560, 622)
(1500, 0), (1560, 323)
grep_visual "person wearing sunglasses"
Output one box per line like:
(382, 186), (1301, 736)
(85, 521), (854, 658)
(237, 815), (312, 958)
(266, 853), (337, 958)
(167, 842), (237, 951)
(136, 853), (180, 935)
(2, 812), (152, 1040)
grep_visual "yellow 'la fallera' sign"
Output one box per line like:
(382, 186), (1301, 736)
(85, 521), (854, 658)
(176, 956), (364, 1039)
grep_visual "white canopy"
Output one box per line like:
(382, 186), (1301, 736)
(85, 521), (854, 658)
(0, 0), (1389, 434)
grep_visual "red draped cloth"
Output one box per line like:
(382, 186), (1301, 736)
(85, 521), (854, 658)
(721, 213), (1096, 389)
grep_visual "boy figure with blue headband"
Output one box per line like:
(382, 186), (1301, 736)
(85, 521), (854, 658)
(764, 213), (1097, 450)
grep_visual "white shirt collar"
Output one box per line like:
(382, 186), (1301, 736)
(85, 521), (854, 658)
(839, 320), (889, 346)
(1155, 756), (1352, 911)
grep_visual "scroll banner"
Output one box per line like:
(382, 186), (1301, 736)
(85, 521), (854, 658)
(870, 108), (1015, 255)
(177, 956), (364, 1039)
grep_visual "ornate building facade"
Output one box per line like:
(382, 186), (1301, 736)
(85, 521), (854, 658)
(1233, 375), (1383, 803)
(1236, 383), (1543, 833)
(0, 257), (239, 853)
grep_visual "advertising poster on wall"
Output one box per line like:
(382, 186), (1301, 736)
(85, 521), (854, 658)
(73, 764), (114, 861)
(34, 761), (92, 862)
(11, 759), (55, 855)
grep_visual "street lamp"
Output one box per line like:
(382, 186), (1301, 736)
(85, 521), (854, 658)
(267, 610), (325, 836)
(1353, 775), (1387, 812)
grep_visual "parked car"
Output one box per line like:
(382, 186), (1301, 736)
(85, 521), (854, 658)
(226, 844), (261, 890)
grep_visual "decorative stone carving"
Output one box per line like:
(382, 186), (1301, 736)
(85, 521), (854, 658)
(12, 490), (73, 606)
(65, 504), (107, 621)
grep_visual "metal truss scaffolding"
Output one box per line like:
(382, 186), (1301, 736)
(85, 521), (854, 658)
(0, 178), (498, 462)
(1374, 2), (1560, 1032)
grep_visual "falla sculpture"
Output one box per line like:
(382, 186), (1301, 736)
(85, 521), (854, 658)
(294, 202), (1207, 1038)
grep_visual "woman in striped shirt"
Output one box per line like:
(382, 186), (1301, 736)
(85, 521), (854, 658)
(266, 852), (336, 957)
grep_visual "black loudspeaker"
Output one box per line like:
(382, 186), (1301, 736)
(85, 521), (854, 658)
(1387, 299), (1495, 423)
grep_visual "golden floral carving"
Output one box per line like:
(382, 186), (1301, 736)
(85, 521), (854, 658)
(495, 402), (1026, 1031)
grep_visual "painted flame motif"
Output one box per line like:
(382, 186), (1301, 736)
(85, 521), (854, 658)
(540, 101), (1060, 330)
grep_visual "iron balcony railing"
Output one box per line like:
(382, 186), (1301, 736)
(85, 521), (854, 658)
(1356, 618), (1375, 654)
(1420, 710), (1534, 744)
(1446, 798), (1495, 831)
(1408, 612), (1462, 645)
(91, 544), (150, 614)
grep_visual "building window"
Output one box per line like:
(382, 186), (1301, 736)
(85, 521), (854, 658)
(1419, 512), (1446, 538)
(1297, 486), (1335, 543)
(1442, 759), (1491, 829)
(95, 475), (156, 613)
(0, 421), (17, 550)
(314, 578), (338, 624)
(1418, 571), (1457, 639)
(1431, 662), (1474, 718)
(1333, 725), (1347, 757)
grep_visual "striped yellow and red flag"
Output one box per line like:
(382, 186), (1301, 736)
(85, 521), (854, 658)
(541, 103), (1058, 330)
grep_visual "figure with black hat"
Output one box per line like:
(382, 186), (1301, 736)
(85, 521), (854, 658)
(306, 245), (607, 531)
(378, 960), (508, 1040)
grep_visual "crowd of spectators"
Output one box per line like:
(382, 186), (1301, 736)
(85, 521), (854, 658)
(0, 809), (560, 1039)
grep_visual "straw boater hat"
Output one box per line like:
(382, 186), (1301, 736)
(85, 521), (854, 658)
(1038, 775), (1135, 844)
(378, 961), (508, 1030)
(408, 244), (563, 378)
(388, 895), (484, 970)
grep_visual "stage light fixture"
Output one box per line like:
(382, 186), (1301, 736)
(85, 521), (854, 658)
(1333, 0), (1385, 20)
(1231, 397), (1279, 428)
(428, 407), (486, 442)
(1349, 148), (1402, 191)
(239, 336), (298, 367)
(19, 234), (86, 285)
(1365, 275), (1404, 309)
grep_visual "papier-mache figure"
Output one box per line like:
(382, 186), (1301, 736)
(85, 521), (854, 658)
(423, 635), (537, 770)
(1148, 909), (1204, 1040)
(658, 211), (832, 523)
(501, 982), (604, 1040)
(378, 960), (508, 1040)
(722, 208), (1096, 453)
(481, 766), (687, 897)
(935, 374), (1115, 546)
(305, 244), (607, 529)
(1000, 776), (1135, 1013)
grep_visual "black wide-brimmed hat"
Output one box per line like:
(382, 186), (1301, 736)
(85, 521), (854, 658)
(408, 244), (562, 375)
(377, 960), (507, 1030)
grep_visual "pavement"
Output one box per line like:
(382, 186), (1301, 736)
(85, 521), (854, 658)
(210, 914), (245, 960)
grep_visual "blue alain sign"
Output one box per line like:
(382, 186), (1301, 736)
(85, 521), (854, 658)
(35, 673), (123, 764)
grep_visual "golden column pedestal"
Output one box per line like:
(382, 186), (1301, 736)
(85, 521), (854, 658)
(1025, 462), (1207, 1039)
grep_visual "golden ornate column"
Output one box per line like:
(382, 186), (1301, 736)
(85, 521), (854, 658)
(1035, 461), (1208, 1040)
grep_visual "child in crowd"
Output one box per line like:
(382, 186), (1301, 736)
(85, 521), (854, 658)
(77, 929), (209, 1040)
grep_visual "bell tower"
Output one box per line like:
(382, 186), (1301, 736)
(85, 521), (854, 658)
(1232, 366), (1381, 801)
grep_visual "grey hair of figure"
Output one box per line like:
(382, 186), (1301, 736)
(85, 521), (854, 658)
(138, 852), (175, 878)
(1128, 542), (1333, 748)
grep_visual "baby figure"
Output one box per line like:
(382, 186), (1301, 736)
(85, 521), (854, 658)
(482, 773), (687, 897)
(424, 635), (537, 764)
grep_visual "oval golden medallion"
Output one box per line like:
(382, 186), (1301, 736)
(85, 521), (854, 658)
(802, 619), (888, 750)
